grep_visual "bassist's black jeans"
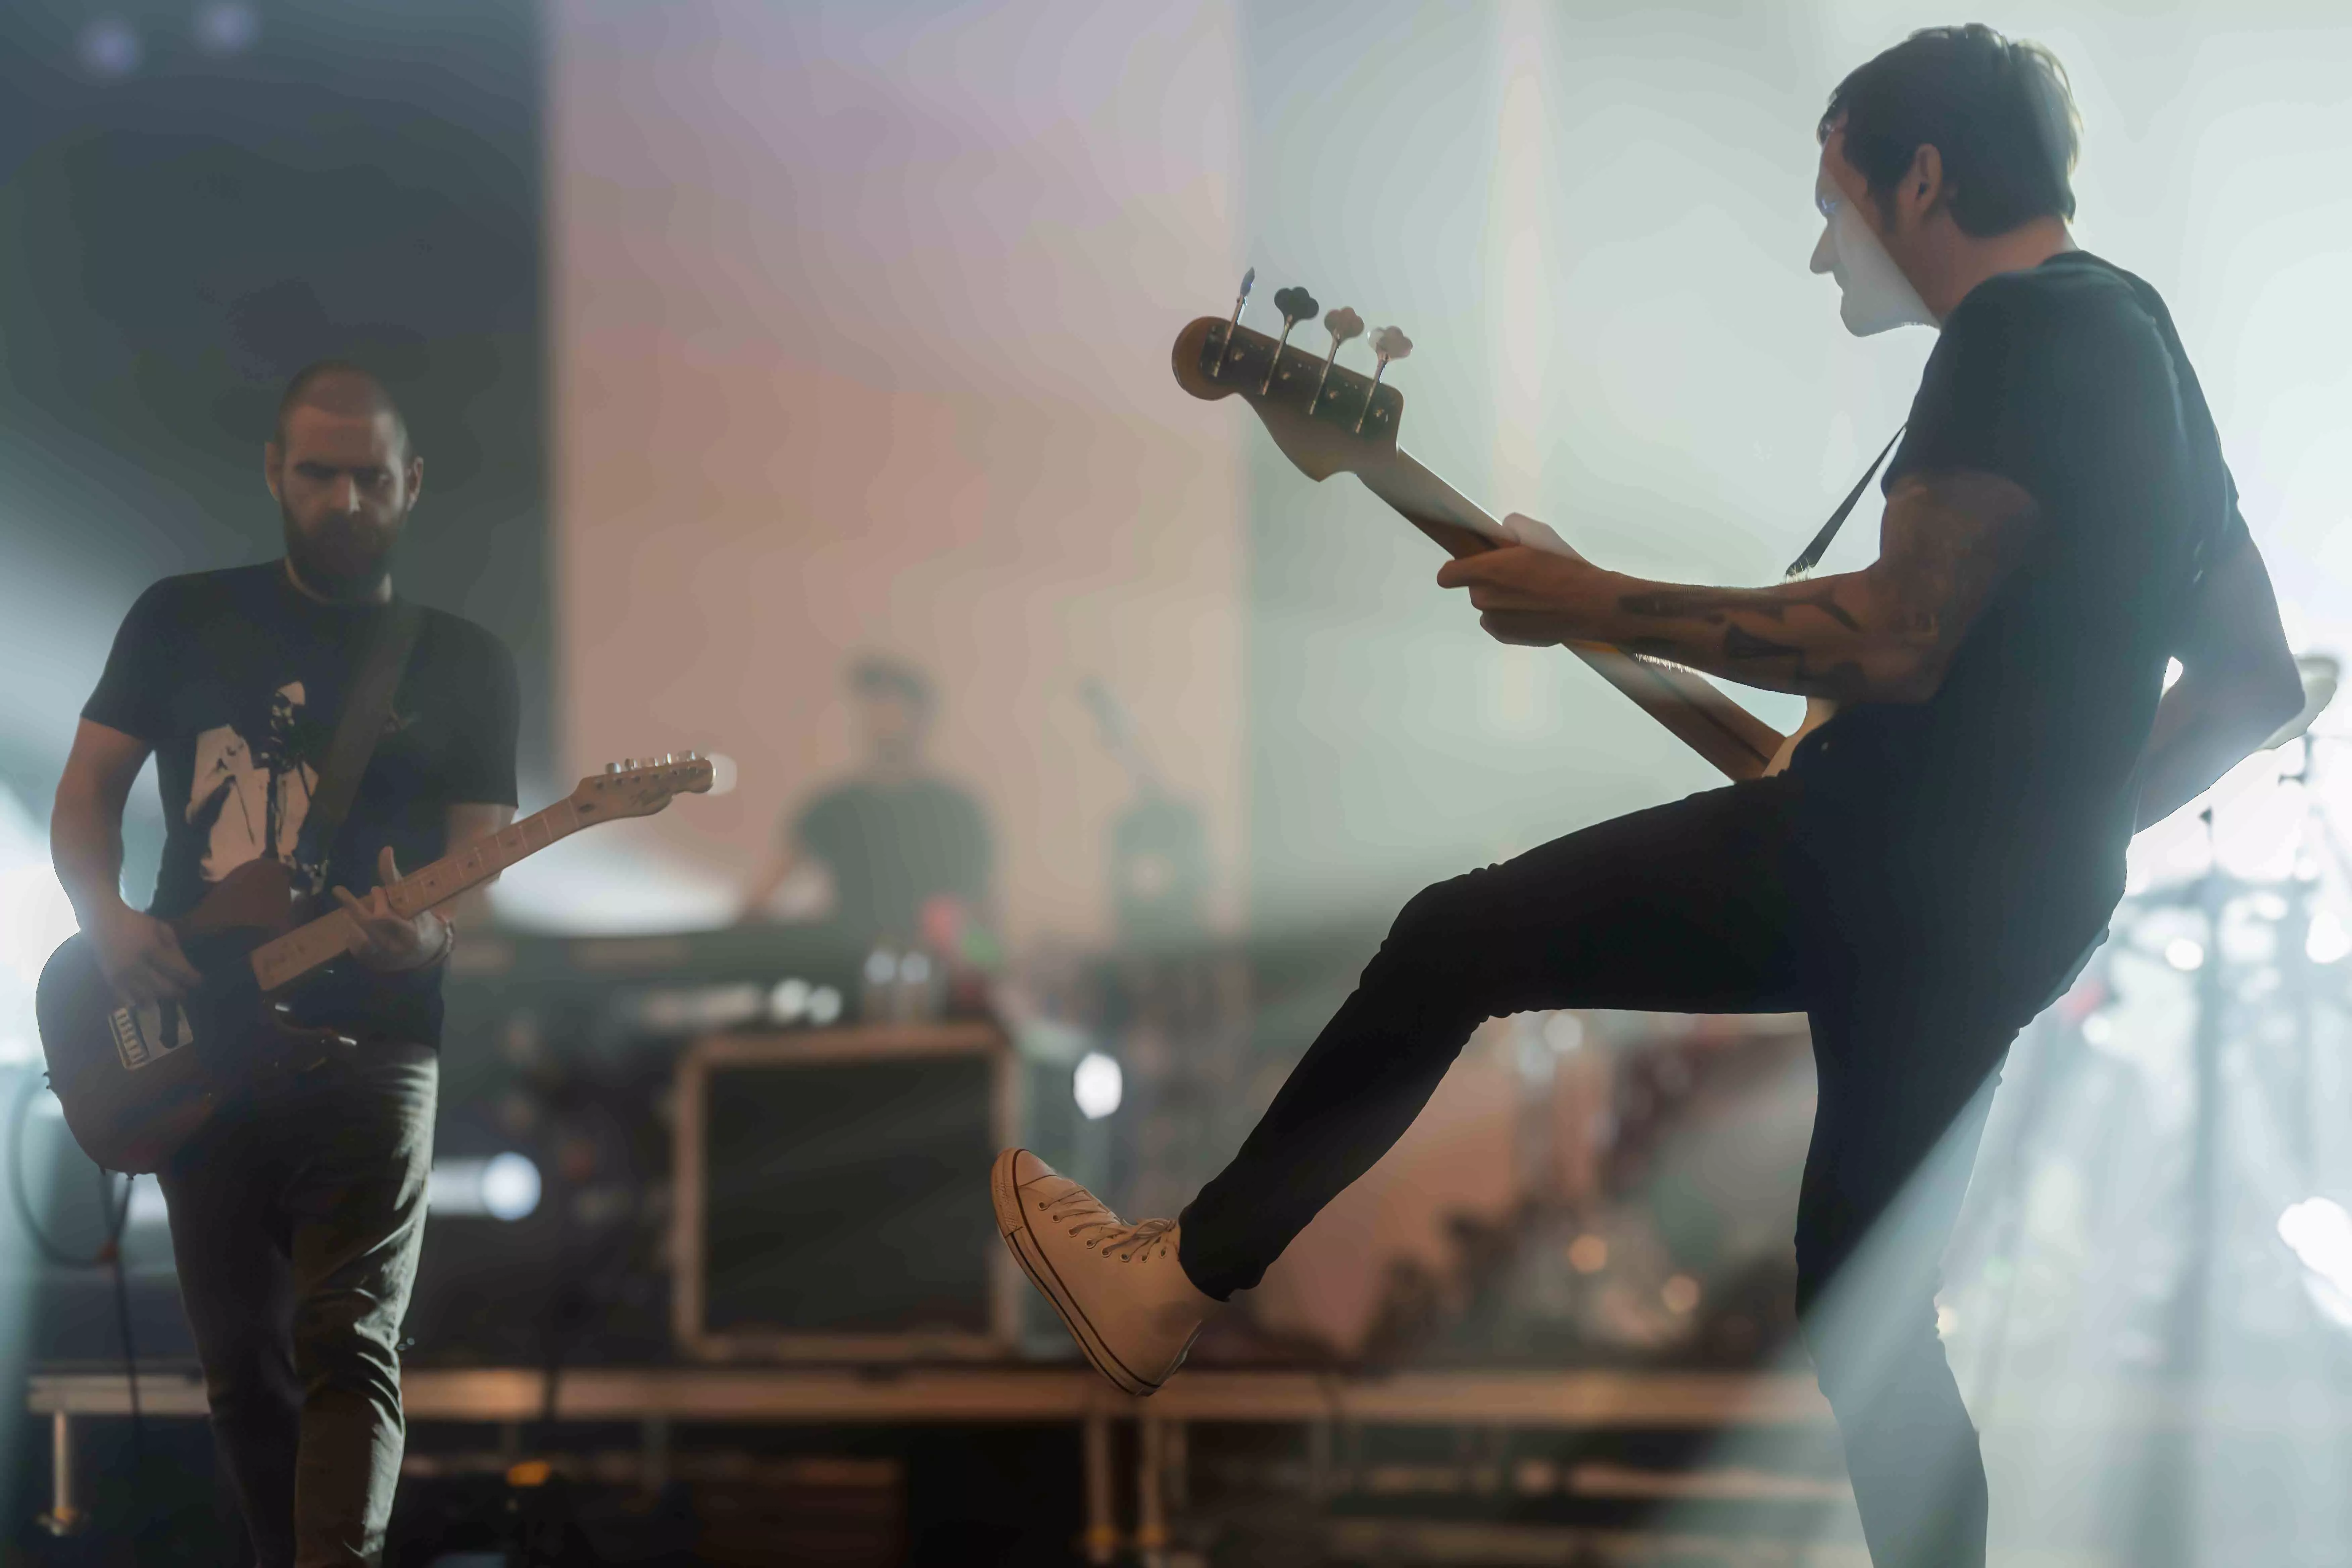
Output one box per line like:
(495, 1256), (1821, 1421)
(1180, 778), (2082, 1568)
(157, 1042), (436, 1568)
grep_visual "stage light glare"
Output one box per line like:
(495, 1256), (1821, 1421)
(78, 17), (141, 77)
(2164, 937), (2205, 972)
(807, 985), (842, 1026)
(1661, 1274), (1700, 1314)
(2252, 892), (2290, 921)
(481, 1153), (542, 1222)
(1568, 1233), (1608, 1273)
(768, 977), (811, 1022)
(1543, 1012), (1584, 1054)
(0, 787), (81, 1069)
(2306, 910), (2351, 965)
(864, 949), (897, 984)
(193, 1), (259, 56)
(1073, 1051), (1123, 1120)
(427, 1155), (542, 1220)
(2278, 1199), (2352, 1329)
(2080, 1011), (2116, 1046)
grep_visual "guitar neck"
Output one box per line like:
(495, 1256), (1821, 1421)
(1354, 451), (1782, 782)
(249, 799), (588, 992)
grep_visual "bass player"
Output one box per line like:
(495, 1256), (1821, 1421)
(50, 361), (517, 1566)
(993, 27), (2303, 1568)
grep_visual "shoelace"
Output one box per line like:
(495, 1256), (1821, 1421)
(1040, 1185), (1175, 1262)
(1108, 1217), (1175, 1263)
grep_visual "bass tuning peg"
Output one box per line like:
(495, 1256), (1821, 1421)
(1262, 285), (1320, 395)
(1312, 306), (1364, 411)
(1355, 325), (1413, 434)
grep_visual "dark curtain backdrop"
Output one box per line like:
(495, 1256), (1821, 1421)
(0, 0), (552, 837)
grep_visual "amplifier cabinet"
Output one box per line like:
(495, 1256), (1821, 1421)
(672, 1023), (1020, 1362)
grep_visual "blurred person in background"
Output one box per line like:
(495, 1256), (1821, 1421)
(50, 362), (518, 1567)
(990, 26), (2304, 1568)
(739, 654), (997, 963)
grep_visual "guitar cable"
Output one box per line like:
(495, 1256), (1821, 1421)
(9, 1072), (146, 1482)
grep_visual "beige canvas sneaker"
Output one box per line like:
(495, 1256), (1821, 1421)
(990, 1148), (1216, 1395)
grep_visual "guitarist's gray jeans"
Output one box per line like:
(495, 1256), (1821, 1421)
(157, 1041), (436, 1568)
(1180, 777), (2091, 1568)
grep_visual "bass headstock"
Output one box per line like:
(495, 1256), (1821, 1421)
(571, 752), (717, 821)
(1171, 273), (1412, 483)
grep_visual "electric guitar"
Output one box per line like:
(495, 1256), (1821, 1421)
(37, 754), (715, 1173)
(1171, 289), (1828, 780)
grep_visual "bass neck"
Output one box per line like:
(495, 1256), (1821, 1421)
(1355, 448), (1783, 782)
(1168, 310), (1784, 782)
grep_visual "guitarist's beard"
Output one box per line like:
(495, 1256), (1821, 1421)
(282, 500), (399, 603)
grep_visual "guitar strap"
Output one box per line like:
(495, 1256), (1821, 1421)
(1783, 423), (1907, 580)
(301, 599), (424, 893)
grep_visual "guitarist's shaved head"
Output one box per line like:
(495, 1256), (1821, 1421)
(266, 359), (425, 600)
(276, 360), (413, 460)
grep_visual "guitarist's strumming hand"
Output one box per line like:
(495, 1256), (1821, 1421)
(333, 846), (451, 973)
(89, 901), (206, 1005)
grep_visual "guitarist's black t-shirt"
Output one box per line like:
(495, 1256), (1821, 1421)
(1788, 252), (2247, 992)
(82, 562), (520, 1044)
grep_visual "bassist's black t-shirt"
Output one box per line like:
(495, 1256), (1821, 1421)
(1788, 252), (2247, 989)
(82, 562), (519, 1043)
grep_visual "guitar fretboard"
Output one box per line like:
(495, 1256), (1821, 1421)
(247, 798), (590, 992)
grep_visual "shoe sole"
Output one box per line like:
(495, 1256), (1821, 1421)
(990, 1148), (1161, 1397)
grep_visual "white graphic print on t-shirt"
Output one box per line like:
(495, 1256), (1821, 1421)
(186, 680), (318, 886)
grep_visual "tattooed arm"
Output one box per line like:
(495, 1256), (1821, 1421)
(1434, 469), (2041, 702)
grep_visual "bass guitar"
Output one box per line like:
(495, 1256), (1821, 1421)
(37, 754), (714, 1173)
(1171, 280), (1827, 780)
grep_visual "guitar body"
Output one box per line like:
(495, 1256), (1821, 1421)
(37, 754), (713, 1173)
(1763, 696), (1839, 777)
(36, 860), (348, 1173)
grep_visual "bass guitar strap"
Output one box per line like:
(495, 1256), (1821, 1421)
(1784, 423), (1907, 580)
(301, 599), (424, 893)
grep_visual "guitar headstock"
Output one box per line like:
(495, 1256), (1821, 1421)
(571, 752), (717, 821)
(1171, 285), (1409, 482)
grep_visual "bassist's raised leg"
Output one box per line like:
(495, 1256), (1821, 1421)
(1178, 779), (1805, 1298)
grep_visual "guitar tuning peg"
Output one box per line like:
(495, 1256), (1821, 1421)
(1261, 285), (1320, 395)
(605, 762), (621, 775)
(1355, 325), (1414, 434)
(1210, 265), (1256, 381)
(1312, 306), (1365, 411)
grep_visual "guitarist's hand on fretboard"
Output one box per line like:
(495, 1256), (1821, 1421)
(331, 846), (450, 972)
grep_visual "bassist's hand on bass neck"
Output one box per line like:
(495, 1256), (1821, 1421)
(1171, 302), (1790, 781)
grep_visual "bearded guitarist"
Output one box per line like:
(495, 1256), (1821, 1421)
(49, 361), (517, 1567)
(994, 28), (2305, 1568)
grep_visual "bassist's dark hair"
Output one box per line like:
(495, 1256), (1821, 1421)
(1822, 25), (2080, 237)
